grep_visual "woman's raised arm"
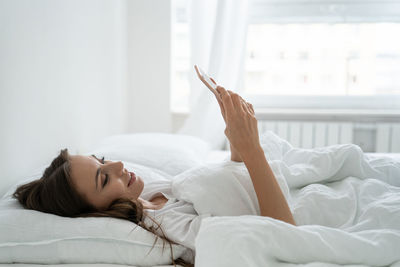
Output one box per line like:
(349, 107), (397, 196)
(214, 86), (296, 226)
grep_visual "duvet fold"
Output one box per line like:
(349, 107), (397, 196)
(187, 131), (400, 266)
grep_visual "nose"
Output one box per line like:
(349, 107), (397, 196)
(107, 161), (124, 176)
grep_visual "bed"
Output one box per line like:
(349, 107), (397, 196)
(1, 131), (400, 267)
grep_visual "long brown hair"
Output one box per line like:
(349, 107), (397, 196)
(12, 149), (193, 267)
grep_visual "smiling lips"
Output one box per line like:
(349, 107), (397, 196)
(128, 172), (136, 187)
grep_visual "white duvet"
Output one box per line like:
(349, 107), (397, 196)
(172, 131), (400, 267)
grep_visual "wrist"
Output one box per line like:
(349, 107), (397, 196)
(230, 155), (243, 162)
(240, 145), (264, 162)
(230, 143), (243, 162)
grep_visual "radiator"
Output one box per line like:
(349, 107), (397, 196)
(171, 109), (399, 153)
(254, 121), (400, 153)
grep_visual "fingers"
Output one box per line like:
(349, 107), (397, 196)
(240, 98), (252, 114)
(227, 90), (245, 113)
(216, 86), (234, 115)
(216, 86), (255, 117)
(210, 77), (217, 85)
(231, 91), (254, 116)
(239, 95), (255, 115)
(248, 102), (255, 114)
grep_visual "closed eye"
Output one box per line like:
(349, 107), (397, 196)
(92, 155), (109, 189)
(100, 156), (109, 188)
(103, 174), (109, 187)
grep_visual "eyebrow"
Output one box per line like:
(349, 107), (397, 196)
(91, 155), (101, 191)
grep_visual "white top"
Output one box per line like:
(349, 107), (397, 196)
(140, 179), (211, 264)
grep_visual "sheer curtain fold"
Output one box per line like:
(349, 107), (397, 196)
(178, 0), (250, 149)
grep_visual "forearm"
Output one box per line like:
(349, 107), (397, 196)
(241, 146), (296, 225)
(230, 143), (243, 162)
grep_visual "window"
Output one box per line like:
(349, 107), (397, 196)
(245, 23), (400, 95)
(171, 0), (400, 111)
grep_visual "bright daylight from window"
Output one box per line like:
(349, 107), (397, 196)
(171, 4), (400, 110)
(245, 23), (400, 97)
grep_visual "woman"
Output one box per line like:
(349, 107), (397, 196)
(13, 86), (295, 267)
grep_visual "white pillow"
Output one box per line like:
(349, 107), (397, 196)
(86, 133), (212, 176)
(0, 162), (187, 266)
(0, 162), (187, 265)
(0, 133), (210, 265)
(0, 208), (187, 265)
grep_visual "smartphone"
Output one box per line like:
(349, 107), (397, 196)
(194, 65), (219, 97)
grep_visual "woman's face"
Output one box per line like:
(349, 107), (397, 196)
(69, 155), (144, 210)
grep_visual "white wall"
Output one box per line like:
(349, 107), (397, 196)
(0, 0), (172, 197)
(126, 0), (172, 133)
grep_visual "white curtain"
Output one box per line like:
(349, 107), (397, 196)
(177, 0), (250, 150)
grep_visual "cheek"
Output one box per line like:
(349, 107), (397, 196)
(109, 183), (126, 198)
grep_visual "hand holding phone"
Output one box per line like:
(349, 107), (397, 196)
(194, 65), (220, 99)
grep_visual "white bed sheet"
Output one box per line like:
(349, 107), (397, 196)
(196, 138), (400, 267)
(3, 141), (399, 267)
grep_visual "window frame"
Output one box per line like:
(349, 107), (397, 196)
(244, 94), (400, 110)
(171, 0), (400, 111)
(245, 0), (400, 110)
(249, 0), (400, 24)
